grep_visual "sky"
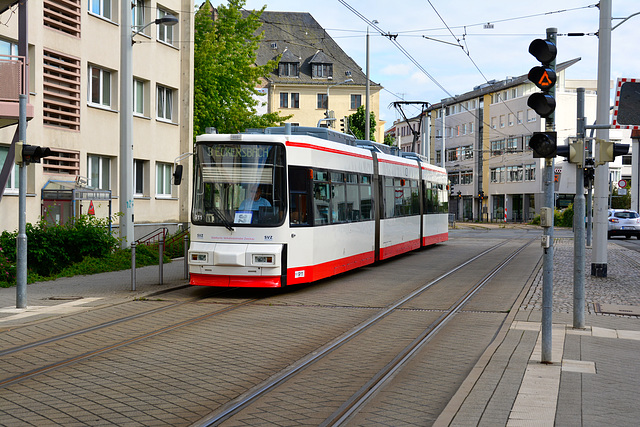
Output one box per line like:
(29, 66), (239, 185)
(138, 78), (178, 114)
(235, 0), (640, 129)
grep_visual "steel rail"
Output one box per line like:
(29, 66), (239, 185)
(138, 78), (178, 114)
(193, 239), (520, 426)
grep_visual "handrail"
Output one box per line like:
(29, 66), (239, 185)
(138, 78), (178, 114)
(135, 227), (168, 245)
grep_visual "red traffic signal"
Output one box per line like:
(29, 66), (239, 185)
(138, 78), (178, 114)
(529, 132), (557, 158)
(528, 66), (556, 91)
(527, 93), (556, 118)
(19, 144), (52, 165)
(529, 39), (557, 64)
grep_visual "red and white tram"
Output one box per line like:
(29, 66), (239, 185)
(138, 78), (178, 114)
(187, 126), (448, 288)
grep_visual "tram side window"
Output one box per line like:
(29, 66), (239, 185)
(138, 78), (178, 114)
(438, 184), (449, 213)
(331, 172), (347, 223)
(346, 173), (360, 221)
(289, 166), (311, 226)
(360, 175), (373, 220)
(410, 180), (420, 215)
(383, 177), (418, 218)
(313, 170), (330, 225)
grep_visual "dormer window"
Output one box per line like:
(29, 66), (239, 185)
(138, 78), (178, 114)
(277, 48), (300, 78)
(309, 50), (334, 79)
(312, 63), (333, 78)
(279, 62), (299, 77)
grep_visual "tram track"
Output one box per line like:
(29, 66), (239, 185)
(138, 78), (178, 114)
(0, 288), (261, 388)
(193, 238), (535, 426)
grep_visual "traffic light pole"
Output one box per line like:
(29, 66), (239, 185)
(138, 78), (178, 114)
(541, 27), (557, 364)
(16, 94), (27, 309)
(574, 88), (586, 329)
(592, 0), (611, 277)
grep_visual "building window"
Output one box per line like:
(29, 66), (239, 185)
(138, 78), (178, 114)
(134, 79), (145, 115)
(291, 93), (299, 109)
(622, 155), (632, 166)
(44, 0), (81, 37)
(133, 0), (145, 29)
(157, 85), (174, 121)
(157, 9), (176, 45)
(89, 0), (111, 20)
(89, 65), (111, 107)
(317, 93), (328, 109)
(517, 111), (523, 124)
(491, 117), (496, 129)
(490, 166), (505, 183)
(527, 109), (537, 122)
(469, 122), (474, 134)
(43, 50), (81, 130)
(461, 171), (473, 185)
(351, 94), (362, 109)
(280, 92), (289, 108)
(446, 148), (458, 162)
(312, 63), (333, 79)
(43, 148), (80, 175)
(0, 38), (17, 56)
(448, 172), (459, 185)
(435, 151), (442, 164)
(0, 146), (19, 193)
(278, 62), (299, 77)
(507, 137), (519, 152)
(134, 159), (146, 196)
(156, 162), (172, 197)
(491, 139), (506, 156)
(525, 164), (536, 181)
(507, 165), (524, 182)
(499, 115), (505, 128)
(88, 155), (111, 190)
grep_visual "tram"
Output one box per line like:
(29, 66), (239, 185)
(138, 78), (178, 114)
(185, 125), (448, 288)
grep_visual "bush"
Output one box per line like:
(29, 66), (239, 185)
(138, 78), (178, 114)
(528, 204), (574, 227)
(0, 215), (118, 280)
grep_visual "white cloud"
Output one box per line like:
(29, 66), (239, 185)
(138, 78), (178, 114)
(380, 63), (413, 76)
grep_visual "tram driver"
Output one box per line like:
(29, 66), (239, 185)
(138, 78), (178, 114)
(239, 185), (271, 212)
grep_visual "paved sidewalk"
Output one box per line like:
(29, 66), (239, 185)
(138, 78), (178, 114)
(0, 258), (188, 328)
(437, 237), (640, 426)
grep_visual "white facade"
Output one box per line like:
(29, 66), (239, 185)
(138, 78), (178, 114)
(0, 1), (193, 237)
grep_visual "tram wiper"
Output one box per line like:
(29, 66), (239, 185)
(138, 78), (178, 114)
(211, 207), (235, 232)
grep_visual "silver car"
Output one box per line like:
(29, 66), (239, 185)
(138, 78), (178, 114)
(608, 209), (640, 239)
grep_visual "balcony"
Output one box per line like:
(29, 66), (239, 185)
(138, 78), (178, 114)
(0, 54), (34, 129)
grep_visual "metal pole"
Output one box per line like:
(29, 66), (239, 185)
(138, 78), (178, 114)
(131, 242), (136, 291)
(16, 96), (27, 309)
(365, 27), (370, 141)
(592, 0), (611, 277)
(184, 234), (189, 280)
(541, 27), (557, 364)
(574, 88), (586, 329)
(157, 239), (163, 284)
(119, 0), (134, 248)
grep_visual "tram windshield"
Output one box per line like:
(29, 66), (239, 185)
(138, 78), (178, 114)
(192, 142), (286, 227)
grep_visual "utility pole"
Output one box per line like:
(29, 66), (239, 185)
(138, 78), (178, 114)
(574, 88), (586, 329)
(365, 25), (370, 141)
(591, 0), (611, 277)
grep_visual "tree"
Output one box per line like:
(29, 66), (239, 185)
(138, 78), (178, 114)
(348, 105), (376, 141)
(194, 0), (290, 136)
(383, 133), (395, 146)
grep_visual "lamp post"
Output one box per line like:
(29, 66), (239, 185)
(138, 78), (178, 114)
(120, 1), (178, 248)
(365, 20), (378, 141)
(326, 78), (353, 127)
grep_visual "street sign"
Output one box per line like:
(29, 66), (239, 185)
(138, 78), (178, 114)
(618, 179), (627, 188)
(613, 78), (640, 130)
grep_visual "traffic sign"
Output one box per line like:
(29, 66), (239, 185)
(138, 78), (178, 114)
(618, 179), (627, 188)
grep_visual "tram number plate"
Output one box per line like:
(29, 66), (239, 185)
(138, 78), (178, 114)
(295, 270), (305, 278)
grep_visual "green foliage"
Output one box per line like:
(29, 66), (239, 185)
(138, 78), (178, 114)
(348, 105), (377, 141)
(383, 133), (395, 146)
(0, 245), (15, 287)
(194, 0), (291, 136)
(0, 215), (118, 284)
(529, 205), (574, 227)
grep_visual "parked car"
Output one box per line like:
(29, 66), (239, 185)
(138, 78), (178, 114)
(608, 209), (640, 239)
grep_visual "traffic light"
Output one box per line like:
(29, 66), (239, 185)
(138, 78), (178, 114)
(583, 157), (595, 188)
(340, 116), (349, 133)
(556, 139), (584, 166)
(527, 38), (557, 118)
(15, 142), (52, 165)
(595, 139), (629, 165)
(457, 191), (462, 199)
(478, 190), (485, 201)
(529, 131), (557, 158)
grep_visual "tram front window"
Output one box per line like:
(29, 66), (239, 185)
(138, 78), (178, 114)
(192, 143), (286, 226)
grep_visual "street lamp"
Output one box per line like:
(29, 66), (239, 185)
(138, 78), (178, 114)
(326, 78), (353, 127)
(120, 3), (178, 248)
(365, 20), (378, 141)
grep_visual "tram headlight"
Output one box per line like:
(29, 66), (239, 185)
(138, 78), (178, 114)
(191, 253), (208, 263)
(252, 254), (275, 265)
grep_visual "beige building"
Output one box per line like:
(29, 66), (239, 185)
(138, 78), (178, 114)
(253, 11), (384, 143)
(0, 0), (193, 237)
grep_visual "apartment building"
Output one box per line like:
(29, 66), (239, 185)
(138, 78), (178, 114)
(423, 58), (634, 222)
(0, 0), (193, 237)
(252, 11), (385, 142)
